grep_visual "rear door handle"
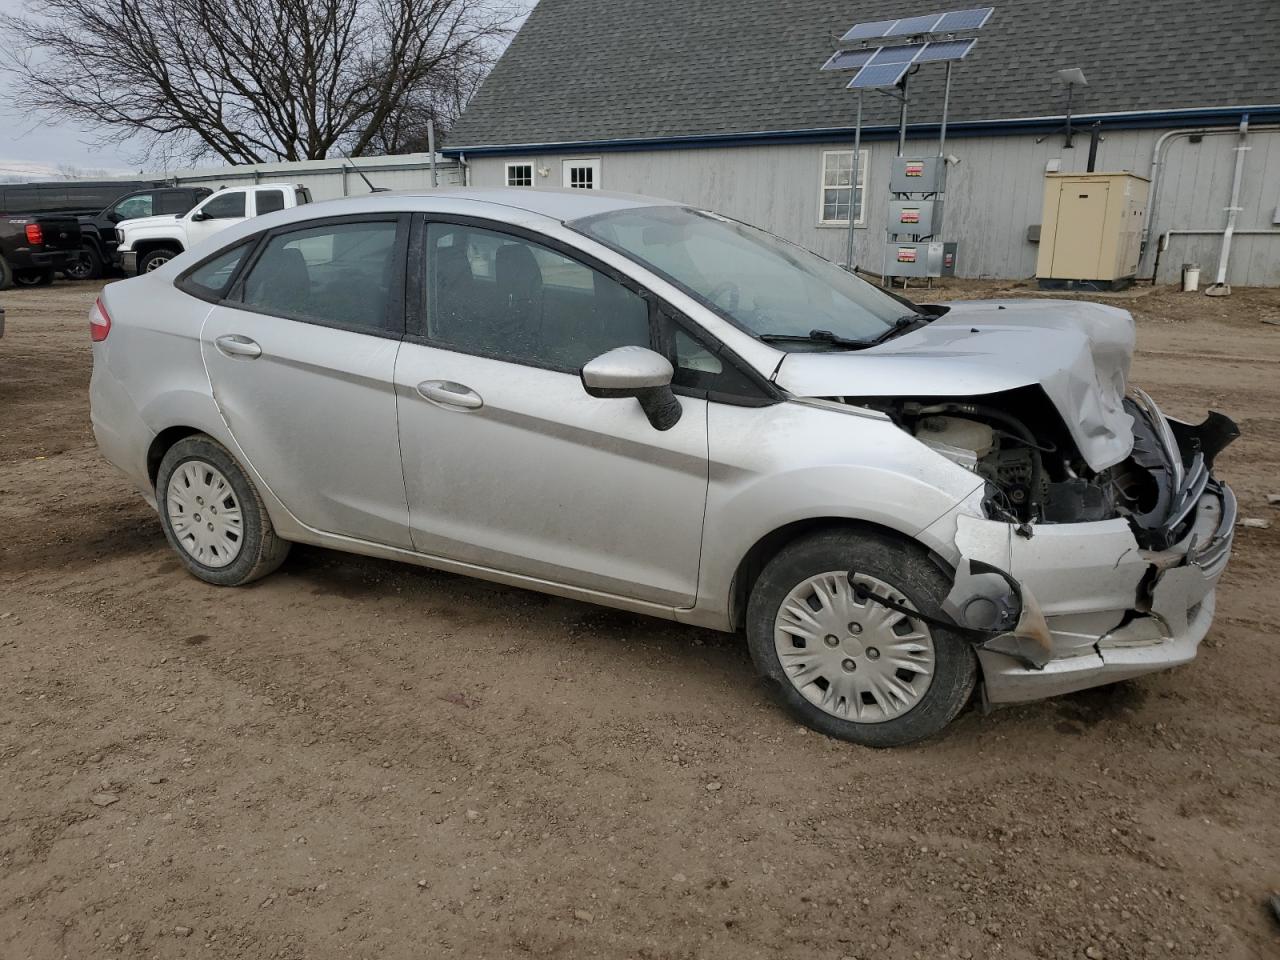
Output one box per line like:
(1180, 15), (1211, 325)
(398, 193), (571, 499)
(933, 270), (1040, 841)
(215, 334), (262, 359)
(416, 380), (483, 410)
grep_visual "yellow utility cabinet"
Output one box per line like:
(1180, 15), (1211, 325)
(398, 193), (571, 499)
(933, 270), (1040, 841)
(1035, 172), (1149, 285)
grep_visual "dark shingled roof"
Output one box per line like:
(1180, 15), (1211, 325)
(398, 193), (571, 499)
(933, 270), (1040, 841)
(447, 0), (1280, 149)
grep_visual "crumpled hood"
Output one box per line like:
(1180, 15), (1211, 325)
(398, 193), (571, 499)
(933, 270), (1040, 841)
(772, 299), (1137, 471)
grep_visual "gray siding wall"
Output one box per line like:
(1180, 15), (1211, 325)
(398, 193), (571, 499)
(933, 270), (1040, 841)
(463, 125), (1280, 286)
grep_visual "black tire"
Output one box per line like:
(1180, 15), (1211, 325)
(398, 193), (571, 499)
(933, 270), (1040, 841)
(155, 435), (290, 586)
(65, 244), (104, 281)
(0, 255), (12, 291)
(14, 268), (54, 286)
(138, 246), (181, 274)
(746, 527), (977, 748)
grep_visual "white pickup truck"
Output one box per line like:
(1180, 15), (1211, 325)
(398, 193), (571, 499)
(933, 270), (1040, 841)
(117, 183), (312, 275)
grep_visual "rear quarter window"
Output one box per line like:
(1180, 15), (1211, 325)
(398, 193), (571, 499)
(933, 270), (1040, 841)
(176, 240), (256, 302)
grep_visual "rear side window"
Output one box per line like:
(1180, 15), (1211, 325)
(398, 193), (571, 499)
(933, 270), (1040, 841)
(255, 190), (286, 215)
(240, 220), (399, 333)
(112, 194), (153, 220)
(178, 240), (254, 301)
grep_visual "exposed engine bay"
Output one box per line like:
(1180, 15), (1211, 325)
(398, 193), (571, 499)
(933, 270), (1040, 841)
(858, 385), (1239, 550)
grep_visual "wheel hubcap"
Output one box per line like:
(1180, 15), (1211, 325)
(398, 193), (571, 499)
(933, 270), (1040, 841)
(166, 460), (244, 568)
(144, 255), (171, 271)
(773, 570), (935, 724)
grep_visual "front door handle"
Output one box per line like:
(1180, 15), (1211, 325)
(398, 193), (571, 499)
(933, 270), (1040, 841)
(215, 334), (262, 359)
(416, 380), (483, 410)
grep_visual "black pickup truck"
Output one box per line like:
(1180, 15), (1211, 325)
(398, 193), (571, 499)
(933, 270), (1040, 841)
(0, 214), (83, 289)
(0, 181), (208, 280)
(70, 186), (211, 278)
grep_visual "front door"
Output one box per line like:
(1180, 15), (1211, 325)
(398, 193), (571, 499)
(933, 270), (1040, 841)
(561, 158), (601, 190)
(186, 189), (250, 248)
(394, 219), (708, 606)
(199, 215), (413, 547)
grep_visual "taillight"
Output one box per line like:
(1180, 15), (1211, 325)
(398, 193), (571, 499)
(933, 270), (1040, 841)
(89, 297), (112, 342)
(24, 223), (43, 245)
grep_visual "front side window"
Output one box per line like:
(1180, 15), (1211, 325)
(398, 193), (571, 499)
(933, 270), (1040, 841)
(255, 189), (286, 214)
(425, 222), (649, 370)
(240, 220), (399, 332)
(178, 240), (254, 301)
(819, 149), (868, 225)
(505, 163), (533, 187)
(198, 192), (247, 220)
(112, 193), (154, 220)
(573, 206), (913, 345)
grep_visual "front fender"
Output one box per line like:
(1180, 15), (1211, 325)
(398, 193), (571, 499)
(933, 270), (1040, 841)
(686, 399), (984, 628)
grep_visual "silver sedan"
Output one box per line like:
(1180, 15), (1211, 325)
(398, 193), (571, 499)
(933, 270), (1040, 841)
(89, 189), (1237, 746)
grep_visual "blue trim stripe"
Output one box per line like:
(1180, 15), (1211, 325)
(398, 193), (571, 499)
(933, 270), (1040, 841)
(443, 106), (1280, 157)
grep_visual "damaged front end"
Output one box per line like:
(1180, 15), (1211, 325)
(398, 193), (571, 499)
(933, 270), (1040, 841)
(909, 391), (1239, 703)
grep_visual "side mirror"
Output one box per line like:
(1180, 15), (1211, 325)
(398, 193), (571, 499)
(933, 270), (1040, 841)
(190, 210), (209, 221)
(581, 345), (682, 431)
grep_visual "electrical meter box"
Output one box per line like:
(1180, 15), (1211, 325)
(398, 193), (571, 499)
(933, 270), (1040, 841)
(1035, 172), (1149, 284)
(888, 199), (944, 237)
(890, 157), (947, 194)
(885, 241), (957, 278)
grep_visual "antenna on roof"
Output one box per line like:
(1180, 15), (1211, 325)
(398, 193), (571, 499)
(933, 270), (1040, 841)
(1035, 68), (1089, 148)
(342, 151), (389, 193)
(820, 7), (993, 277)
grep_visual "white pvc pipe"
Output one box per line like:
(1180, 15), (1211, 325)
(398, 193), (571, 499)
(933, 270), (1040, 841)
(1209, 116), (1250, 291)
(1141, 122), (1280, 273)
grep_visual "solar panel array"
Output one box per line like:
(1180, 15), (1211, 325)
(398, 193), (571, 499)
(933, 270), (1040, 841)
(914, 38), (977, 62)
(820, 49), (877, 72)
(838, 6), (992, 43)
(823, 7), (991, 89)
(847, 63), (914, 89)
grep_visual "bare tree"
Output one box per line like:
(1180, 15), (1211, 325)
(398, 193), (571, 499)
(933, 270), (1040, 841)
(0, 0), (519, 165)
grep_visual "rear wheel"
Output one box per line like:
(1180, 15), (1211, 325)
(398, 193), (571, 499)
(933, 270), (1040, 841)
(746, 527), (977, 747)
(13, 268), (53, 286)
(0, 255), (12, 290)
(65, 244), (103, 281)
(138, 246), (180, 273)
(156, 435), (290, 586)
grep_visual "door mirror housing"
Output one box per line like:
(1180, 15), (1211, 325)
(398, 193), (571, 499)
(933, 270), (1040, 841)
(580, 346), (682, 431)
(190, 210), (210, 221)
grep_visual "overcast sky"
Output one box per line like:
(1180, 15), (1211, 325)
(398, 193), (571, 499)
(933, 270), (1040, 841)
(0, 0), (531, 179)
(0, 0), (139, 175)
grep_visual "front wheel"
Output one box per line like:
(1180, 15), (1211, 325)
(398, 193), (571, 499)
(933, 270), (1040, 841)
(746, 528), (977, 747)
(138, 246), (181, 273)
(156, 435), (290, 586)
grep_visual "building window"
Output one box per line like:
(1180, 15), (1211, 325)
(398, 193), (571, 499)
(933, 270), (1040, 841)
(506, 162), (533, 187)
(819, 149), (868, 225)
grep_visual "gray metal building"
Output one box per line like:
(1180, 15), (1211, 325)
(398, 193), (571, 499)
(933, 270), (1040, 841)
(443, 0), (1280, 285)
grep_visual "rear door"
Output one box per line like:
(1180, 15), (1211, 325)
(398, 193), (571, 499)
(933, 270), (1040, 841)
(394, 217), (708, 606)
(197, 214), (413, 547)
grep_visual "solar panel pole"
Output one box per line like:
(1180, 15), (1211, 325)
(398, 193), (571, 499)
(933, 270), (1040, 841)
(844, 91), (863, 271)
(938, 61), (953, 158)
(897, 73), (909, 156)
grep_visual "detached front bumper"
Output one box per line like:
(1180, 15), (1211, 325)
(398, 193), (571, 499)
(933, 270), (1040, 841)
(924, 404), (1237, 706)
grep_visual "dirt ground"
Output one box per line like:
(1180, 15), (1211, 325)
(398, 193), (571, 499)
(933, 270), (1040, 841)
(1, 278), (1278, 960)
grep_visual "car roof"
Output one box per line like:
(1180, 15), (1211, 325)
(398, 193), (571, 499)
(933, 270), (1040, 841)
(369, 187), (678, 223)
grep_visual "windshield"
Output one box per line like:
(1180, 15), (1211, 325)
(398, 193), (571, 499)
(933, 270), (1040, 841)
(571, 206), (918, 346)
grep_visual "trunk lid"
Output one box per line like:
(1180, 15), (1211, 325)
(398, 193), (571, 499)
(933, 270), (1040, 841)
(772, 299), (1136, 471)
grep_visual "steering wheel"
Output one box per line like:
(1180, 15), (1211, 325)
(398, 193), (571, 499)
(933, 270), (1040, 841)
(707, 280), (740, 312)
